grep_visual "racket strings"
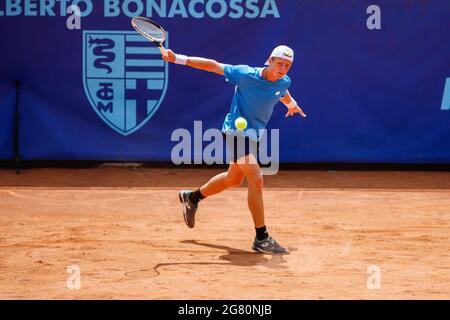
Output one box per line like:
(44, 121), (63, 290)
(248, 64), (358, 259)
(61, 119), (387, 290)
(134, 18), (165, 42)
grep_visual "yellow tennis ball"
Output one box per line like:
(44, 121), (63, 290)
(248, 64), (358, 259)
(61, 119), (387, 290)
(235, 117), (247, 130)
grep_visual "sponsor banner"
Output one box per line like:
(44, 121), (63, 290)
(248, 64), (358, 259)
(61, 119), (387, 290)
(0, 1), (450, 163)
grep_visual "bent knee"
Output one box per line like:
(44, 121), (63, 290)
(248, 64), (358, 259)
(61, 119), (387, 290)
(225, 176), (244, 188)
(247, 175), (264, 189)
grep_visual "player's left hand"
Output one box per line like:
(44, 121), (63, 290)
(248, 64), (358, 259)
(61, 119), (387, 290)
(285, 106), (307, 118)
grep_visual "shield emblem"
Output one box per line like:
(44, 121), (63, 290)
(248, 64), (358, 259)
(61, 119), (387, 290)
(83, 30), (168, 135)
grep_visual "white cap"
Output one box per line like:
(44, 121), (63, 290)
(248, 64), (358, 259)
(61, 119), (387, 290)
(265, 45), (294, 65)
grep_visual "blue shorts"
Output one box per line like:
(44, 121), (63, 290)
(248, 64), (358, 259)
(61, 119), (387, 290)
(222, 133), (259, 163)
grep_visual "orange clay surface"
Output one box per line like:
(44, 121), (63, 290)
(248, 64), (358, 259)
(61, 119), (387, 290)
(0, 167), (449, 299)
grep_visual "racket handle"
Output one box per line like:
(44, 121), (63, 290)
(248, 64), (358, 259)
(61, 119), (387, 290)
(159, 46), (168, 57)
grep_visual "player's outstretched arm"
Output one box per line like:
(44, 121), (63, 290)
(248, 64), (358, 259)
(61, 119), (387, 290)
(280, 91), (307, 118)
(162, 49), (224, 75)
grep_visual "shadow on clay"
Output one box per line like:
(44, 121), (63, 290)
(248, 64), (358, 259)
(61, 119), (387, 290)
(125, 239), (290, 278)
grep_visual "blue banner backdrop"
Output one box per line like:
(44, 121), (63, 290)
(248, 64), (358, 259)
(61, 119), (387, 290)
(0, 0), (449, 163)
(0, 79), (15, 159)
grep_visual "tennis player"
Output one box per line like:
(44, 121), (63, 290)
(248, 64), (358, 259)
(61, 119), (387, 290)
(163, 45), (306, 254)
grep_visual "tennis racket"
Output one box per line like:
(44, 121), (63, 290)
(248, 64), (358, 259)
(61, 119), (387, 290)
(131, 16), (168, 57)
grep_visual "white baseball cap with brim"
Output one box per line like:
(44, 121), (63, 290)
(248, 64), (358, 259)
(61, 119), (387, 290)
(265, 45), (294, 65)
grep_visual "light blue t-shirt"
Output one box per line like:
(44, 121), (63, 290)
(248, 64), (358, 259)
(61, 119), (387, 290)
(222, 64), (291, 141)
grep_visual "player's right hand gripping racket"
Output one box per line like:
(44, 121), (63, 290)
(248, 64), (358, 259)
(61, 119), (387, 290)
(131, 16), (168, 57)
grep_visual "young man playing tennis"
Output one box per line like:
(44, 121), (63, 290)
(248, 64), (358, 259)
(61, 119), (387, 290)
(163, 45), (306, 255)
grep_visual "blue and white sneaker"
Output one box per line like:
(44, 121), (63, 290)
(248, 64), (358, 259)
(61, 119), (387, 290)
(178, 190), (198, 228)
(252, 236), (289, 255)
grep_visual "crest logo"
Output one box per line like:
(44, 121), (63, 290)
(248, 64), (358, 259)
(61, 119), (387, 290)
(83, 30), (168, 135)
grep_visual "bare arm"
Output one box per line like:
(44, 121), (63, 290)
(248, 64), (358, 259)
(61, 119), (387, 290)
(279, 90), (294, 105)
(187, 57), (224, 75)
(162, 49), (224, 75)
(280, 90), (307, 118)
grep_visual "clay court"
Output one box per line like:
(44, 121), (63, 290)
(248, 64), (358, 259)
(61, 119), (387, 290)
(1, 167), (449, 299)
